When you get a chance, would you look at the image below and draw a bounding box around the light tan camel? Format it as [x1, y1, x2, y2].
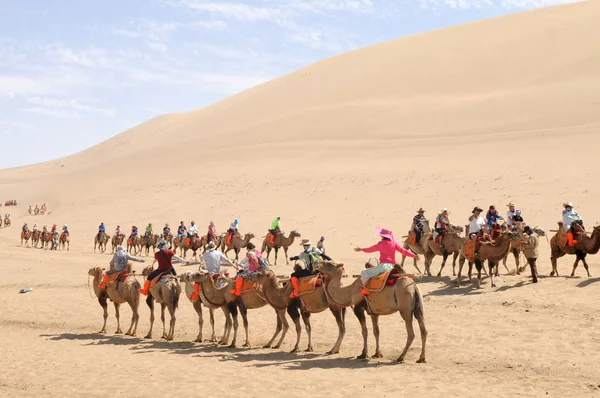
[127, 235, 141, 255]
[50, 231, 59, 251]
[550, 222, 600, 277]
[142, 234, 160, 256]
[250, 270, 347, 354]
[190, 270, 274, 348]
[173, 235, 202, 259]
[111, 234, 125, 253]
[261, 230, 301, 265]
[456, 231, 522, 288]
[88, 265, 141, 336]
[316, 261, 427, 363]
[95, 231, 110, 253]
[32, 230, 41, 248]
[223, 233, 255, 261]
[502, 226, 545, 275]
[59, 232, 70, 251]
[179, 271, 232, 343]
[423, 227, 466, 277]
[20, 230, 32, 247]
[401, 220, 434, 274]
[142, 265, 181, 341]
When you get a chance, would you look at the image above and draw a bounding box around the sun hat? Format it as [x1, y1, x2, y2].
[299, 239, 312, 246]
[157, 240, 170, 250]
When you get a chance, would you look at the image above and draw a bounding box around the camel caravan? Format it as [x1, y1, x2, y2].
[20, 223, 69, 251]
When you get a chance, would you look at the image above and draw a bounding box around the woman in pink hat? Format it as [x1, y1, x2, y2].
[354, 227, 419, 296]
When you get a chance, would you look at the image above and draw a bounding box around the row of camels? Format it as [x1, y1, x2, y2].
[92, 229, 304, 266]
[88, 258, 426, 363]
[400, 219, 600, 286]
[20, 230, 69, 250]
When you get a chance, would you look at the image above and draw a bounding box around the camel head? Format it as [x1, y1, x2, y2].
[88, 266, 104, 277]
[178, 271, 194, 283]
[422, 220, 431, 233]
[190, 270, 210, 283]
[141, 265, 154, 277]
[508, 231, 523, 240]
[249, 269, 274, 284]
[290, 230, 301, 238]
[314, 260, 343, 277]
[532, 226, 546, 237]
[244, 233, 255, 241]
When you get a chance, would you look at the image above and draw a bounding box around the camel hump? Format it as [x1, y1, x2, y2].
[364, 270, 393, 293]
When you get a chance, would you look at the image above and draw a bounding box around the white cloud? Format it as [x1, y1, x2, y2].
[22, 107, 83, 119]
[418, 0, 582, 10]
[24, 96, 116, 118]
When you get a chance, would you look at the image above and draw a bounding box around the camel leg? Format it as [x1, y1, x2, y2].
[238, 301, 250, 347]
[228, 302, 239, 348]
[144, 296, 155, 339]
[371, 315, 383, 358]
[300, 310, 313, 352]
[451, 252, 458, 276]
[274, 247, 279, 266]
[209, 309, 217, 343]
[193, 300, 203, 342]
[160, 303, 167, 339]
[287, 301, 302, 353]
[455, 256, 465, 286]
[125, 298, 139, 336]
[412, 256, 423, 275]
[114, 303, 123, 334]
[582, 257, 592, 278]
[167, 304, 176, 341]
[396, 309, 415, 363]
[326, 306, 346, 355]
[437, 252, 449, 277]
[218, 307, 232, 345]
[268, 310, 289, 349]
[284, 246, 290, 265]
[400, 254, 406, 267]
[475, 260, 482, 289]
[98, 296, 108, 334]
[488, 261, 497, 288]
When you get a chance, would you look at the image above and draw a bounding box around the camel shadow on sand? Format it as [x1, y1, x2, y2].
[41, 332, 401, 369]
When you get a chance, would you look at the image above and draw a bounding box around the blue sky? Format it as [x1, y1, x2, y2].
[0, 0, 580, 169]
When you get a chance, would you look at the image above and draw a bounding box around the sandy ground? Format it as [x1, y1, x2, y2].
[2, 1, 600, 396]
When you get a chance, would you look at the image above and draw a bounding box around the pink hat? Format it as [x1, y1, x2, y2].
[375, 226, 396, 243]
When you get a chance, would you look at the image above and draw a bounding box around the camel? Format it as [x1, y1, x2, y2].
[422, 226, 466, 277]
[88, 265, 141, 336]
[142, 234, 160, 256]
[142, 265, 181, 341]
[4, 218, 10, 227]
[550, 222, 600, 277]
[127, 235, 141, 255]
[261, 230, 301, 265]
[250, 270, 347, 354]
[95, 231, 110, 253]
[162, 232, 173, 248]
[174, 235, 203, 259]
[401, 220, 435, 274]
[20, 230, 32, 247]
[59, 232, 70, 251]
[111, 234, 125, 253]
[456, 231, 522, 288]
[201, 233, 225, 253]
[316, 261, 427, 363]
[50, 232, 59, 250]
[502, 226, 546, 275]
[40, 231, 52, 250]
[32, 230, 41, 248]
[179, 271, 230, 343]
[223, 233, 255, 261]
[190, 270, 275, 348]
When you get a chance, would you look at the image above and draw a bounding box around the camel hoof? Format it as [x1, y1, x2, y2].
[356, 353, 367, 360]
[228, 344, 237, 348]
[436, 273, 441, 277]
[243, 343, 251, 348]
[166, 337, 174, 341]
[194, 338, 202, 343]
[491, 283, 497, 288]
[115, 330, 122, 335]
[290, 348, 299, 354]
[417, 358, 426, 363]
[218, 340, 228, 346]
[395, 357, 405, 363]
[263, 344, 272, 349]
[305, 347, 314, 353]
[272, 344, 282, 349]
[325, 350, 337, 355]
[144, 334, 152, 339]
[372, 352, 383, 359]
[130, 334, 137, 337]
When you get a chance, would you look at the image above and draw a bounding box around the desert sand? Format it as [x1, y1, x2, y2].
[2, 1, 600, 397]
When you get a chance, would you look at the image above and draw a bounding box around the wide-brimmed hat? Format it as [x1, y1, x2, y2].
[299, 239, 312, 246]
[205, 241, 216, 251]
[439, 208, 448, 214]
[375, 226, 395, 241]
[506, 202, 515, 207]
[472, 206, 483, 213]
[563, 202, 574, 208]
[157, 240, 170, 250]
[417, 208, 425, 213]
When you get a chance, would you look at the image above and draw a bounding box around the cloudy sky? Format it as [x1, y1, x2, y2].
[0, 0, 580, 168]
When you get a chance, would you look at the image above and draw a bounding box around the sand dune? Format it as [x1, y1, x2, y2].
[2, 1, 600, 396]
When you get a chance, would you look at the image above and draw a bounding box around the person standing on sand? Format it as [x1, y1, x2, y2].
[354, 227, 418, 296]
[521, 226, 539, 283]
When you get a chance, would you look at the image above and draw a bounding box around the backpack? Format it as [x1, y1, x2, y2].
[258, 256, 269, 270]
[308, 250, 323, 267]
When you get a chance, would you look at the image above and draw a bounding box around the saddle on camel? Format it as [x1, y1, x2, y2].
[98, 246, 145, 290]
[354, 227, 418, 296]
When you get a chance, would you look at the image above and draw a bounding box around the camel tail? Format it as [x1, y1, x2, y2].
[412, 284, 425, 322]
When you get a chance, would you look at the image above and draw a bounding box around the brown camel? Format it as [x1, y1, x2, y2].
[316, 261, 427, 363]
[250, 270, 347, 354]
[127, 235, 141, 255]
[422, 226, 466, 277]
[40, 231, 52, 250]
[20, 230, 32, 247]
[401, 220, 435, 274]
[174, 235, 203, 259]
[261, 230, 301, 265]
[223, 233, 255, 261]
[95, 231, 110, 253]
[142, 234, 160, 256]
[4, 218, 10, 227]
[202, 233, 225, 253]
[502, 226, 545, 275]
[88, 265, 141, 336]
[190, 270, 275, 348]
[179, 271, 231, 343]
[550, 222, 600, 277]
[456, 231, 522, 288]
[162, 232, 174, 247]
[32, 230, 41, 248]
[142, 265, 181, 341]
[111, 234, 125, 253]
[59, 232, 70, 251]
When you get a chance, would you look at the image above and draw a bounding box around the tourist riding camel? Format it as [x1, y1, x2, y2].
[139, 240, 188, 295]
[468, 206, 485, 238]
[145, 223, 153, 237]
[485, 205, 504, 232]
[354, 227, 418, 296]
[289, 239, 331, 298]
[227, 218, 240, 244]
[411, 208, 427, 244]
[520, 226, 539, 283]
[99, 246, 146, 289]
[562, 202, 583, 231]
[62, 224, 69, 236]
[177, 221, 186, 242]
[188, 221, 199, 239]
[22, 223, 28, 233]
[188, 241, 235, 301]
[162, 223, 170, 239]
[433, 208, 450, 249]
[97, 222, 106, 241]
[129, 225, 138, 242]
[267, 216, 281, 245]
[230, 242, 268, 296]
[115, 225, 122, 237]
[28, 205, 32, 215]
[33, 223, 39, 233]
[207, 221, 217, 243]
